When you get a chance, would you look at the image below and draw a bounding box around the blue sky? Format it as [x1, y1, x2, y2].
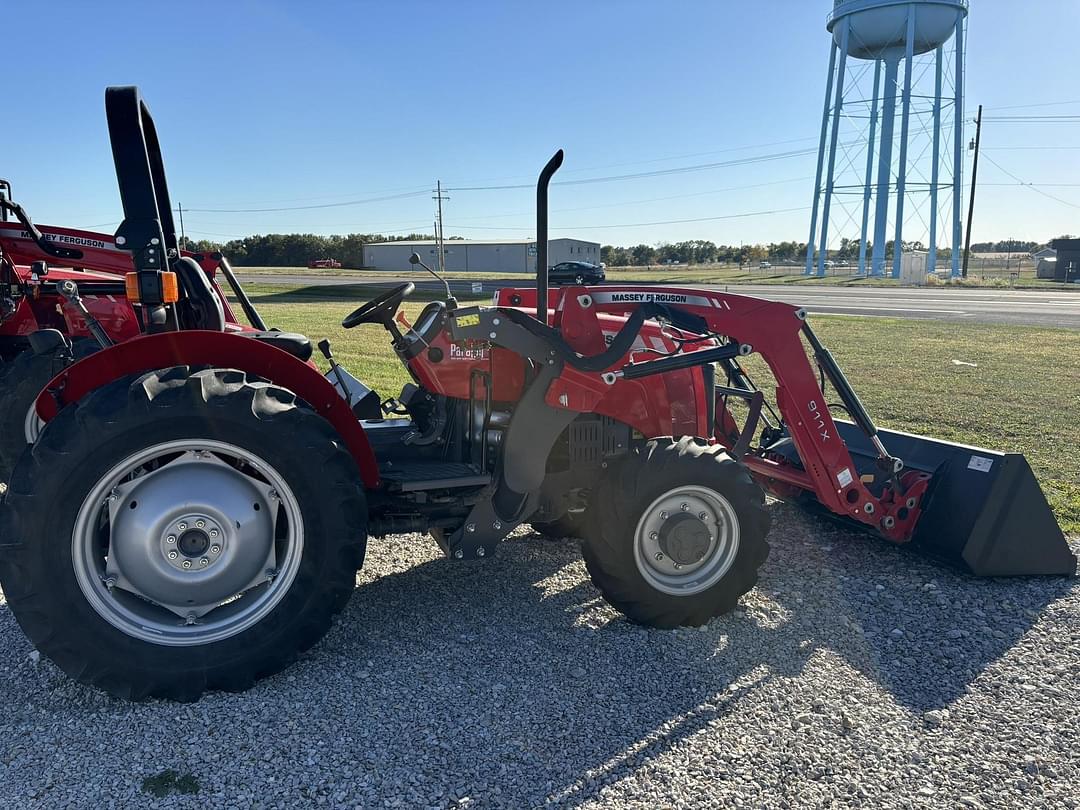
[6, 0, 1079, 247]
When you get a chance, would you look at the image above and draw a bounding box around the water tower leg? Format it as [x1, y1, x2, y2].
[806, 42, 838, 276]
[858, 60, 882, 276]
[951, 16, 966, 278]
[871, 55, 900, 277]
[928, 45, 944, 275]
[817, 18, 851, 277]
[891, 5, 918, 280]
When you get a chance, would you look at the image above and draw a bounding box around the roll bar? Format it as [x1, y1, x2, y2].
[105, 86, 177, 324]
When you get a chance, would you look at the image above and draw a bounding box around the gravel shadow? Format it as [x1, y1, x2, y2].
[0, 501, 1075, 807]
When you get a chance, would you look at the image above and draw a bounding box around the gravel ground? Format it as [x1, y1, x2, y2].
[0, 502, 1078, 809]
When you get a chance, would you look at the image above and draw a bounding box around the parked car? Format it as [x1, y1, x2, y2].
[308, 258, 342, 269]
[550, 261, 605, 285]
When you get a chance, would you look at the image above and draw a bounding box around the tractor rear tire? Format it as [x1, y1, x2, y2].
[0, 367, 367, 701]
[0, 338, 99, 482]
[582, 437, 770, 628]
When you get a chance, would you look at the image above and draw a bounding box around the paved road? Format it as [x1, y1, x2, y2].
[236, 273, 1080, 328]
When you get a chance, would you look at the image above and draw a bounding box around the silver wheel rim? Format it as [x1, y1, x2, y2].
[24, 401, 43, 444]
[632, 484, 740, 596]
[72, 439, 304, 646]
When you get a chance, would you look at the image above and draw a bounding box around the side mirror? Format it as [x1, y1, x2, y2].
[409, 252, 421, 265]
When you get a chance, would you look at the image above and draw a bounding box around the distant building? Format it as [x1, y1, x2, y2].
[1031, 247, 1057, 279]
[1050, 239, 1080, 283]
[361, 238, 601, 274]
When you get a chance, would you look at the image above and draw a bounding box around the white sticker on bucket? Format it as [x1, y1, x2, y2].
[837, 467, 853, 488]
[967, 456, 993, 473]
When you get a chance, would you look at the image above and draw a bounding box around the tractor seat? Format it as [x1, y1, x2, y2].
[244, 331, 313, 362]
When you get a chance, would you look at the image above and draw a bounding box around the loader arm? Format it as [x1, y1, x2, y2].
[489, 284, 918, 541]
[486, 283, 1073, 576]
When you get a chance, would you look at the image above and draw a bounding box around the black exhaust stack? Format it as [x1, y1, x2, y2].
[535, 150, 563, 325]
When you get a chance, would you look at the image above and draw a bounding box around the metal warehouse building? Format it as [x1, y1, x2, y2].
[361, 238, 601, 273]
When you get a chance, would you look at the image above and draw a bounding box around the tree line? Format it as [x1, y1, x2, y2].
[179, 232, 451, 268]
[178, 231, 1065, 269]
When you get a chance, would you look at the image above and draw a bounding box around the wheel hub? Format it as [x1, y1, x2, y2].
[177, 528, 210, 558]
[162, 514, 225, 571]
[657, 513, 711, 566]
[72, 440, 304, 646]
[633, 485, 741, 596]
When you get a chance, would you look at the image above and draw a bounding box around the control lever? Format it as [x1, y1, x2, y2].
[408, 252, 456, 310]
[55, 280, 114, 349]
[317, 339, 353, 405]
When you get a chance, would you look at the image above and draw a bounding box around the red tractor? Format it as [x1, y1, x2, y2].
[0, 184, 269, 478]
[0, 87, 1071, 702]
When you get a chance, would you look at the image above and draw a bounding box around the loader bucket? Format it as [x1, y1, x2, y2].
[790, 422, 1076, 577]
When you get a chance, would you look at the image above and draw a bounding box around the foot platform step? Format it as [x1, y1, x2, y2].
[379, 461, 490, 492]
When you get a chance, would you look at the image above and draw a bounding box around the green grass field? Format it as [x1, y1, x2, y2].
[237, 264, 1078, 290]
[230, 286, 1080, 535]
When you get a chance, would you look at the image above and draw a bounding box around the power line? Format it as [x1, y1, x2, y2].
[980, 152, 1080, 210]
[179, 188, 430, 214]
[449, 205, 811, 231]
[981, 99, 1080, 112]
[445, 148, 821, 192]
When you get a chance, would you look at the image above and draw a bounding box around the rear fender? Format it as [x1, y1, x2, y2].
[33, 330, 379, 488]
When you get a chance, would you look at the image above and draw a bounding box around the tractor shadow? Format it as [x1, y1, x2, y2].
[0, 501, 1071, 807]
[297, 501, 1073, 806]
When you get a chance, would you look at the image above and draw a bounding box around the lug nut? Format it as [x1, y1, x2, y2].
[454, 549, 464, 559]
[178, 522, 188, 531]
[209, 529, 219, 538]
[182, 560, 192, 569]
[649, 531, 659, 541]
[195, 520, 205, 529]
[698, 512, 708, 521]
[210, 544, 221, 554]
[166, 535, 176, 544]
[477, 546, 486, 557]
[103, 576, 116, 590]
[655, 552, 664, 562]
[168, 550, 178, 559]
[201, 558, 209, 566]
[659, 511, 668, 520]
[906, 497, 917, 509]
[680, 502, 689, 512]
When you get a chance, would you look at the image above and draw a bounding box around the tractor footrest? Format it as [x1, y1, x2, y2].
[380, 462, 490, 492]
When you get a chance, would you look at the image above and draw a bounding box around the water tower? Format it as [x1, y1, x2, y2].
[805, 0, 968, 277]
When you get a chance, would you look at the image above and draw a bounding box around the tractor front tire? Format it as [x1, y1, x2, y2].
[0, 367, 367, 701]
[531, 512, 586, 541]
[583, 437, 770, 628]
[0, 338, 99, 481]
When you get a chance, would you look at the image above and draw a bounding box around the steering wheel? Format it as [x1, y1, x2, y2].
[341, 282, 415, 329]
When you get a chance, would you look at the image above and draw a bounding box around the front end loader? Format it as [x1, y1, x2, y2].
[0, 87, 1071, 703]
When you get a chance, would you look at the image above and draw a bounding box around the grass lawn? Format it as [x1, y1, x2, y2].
[237, 264, 1078, 291]
[230, 286, 1080, 535]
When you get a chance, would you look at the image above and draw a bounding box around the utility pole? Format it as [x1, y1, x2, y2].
[433, 181, 449, 275]
[177, 202, 186, 247]
[962, 104, 982, 278]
